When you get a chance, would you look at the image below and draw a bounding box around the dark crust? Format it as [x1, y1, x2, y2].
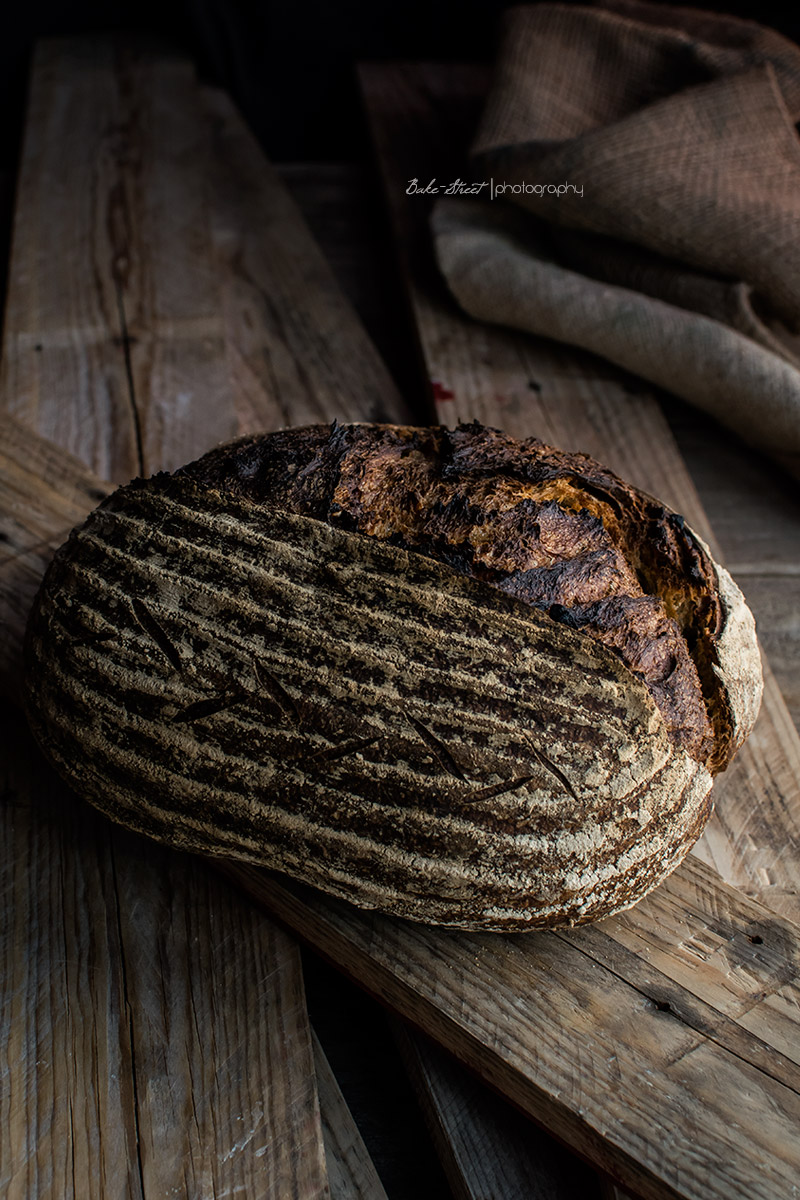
[181, 421, 732, 771]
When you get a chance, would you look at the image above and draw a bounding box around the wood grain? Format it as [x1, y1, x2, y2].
[0, 40, 409, 488]
[357, 61, 800, 925]
[203, 87, 411, 432]
[663, 402, 800, 578]
[277, 161, 429, 407]
[313, 1031, 390, 1200]
[228, 862, 800, 1200]
[392, 1021, 609, 1200]
[734, 575, 799, 723]
[0, 38, 233, 482]
[0, 413, 109, 701]
[0, 699, 330, 1200]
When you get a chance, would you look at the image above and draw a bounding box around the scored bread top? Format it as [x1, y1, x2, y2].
[182, 421, 735, 774]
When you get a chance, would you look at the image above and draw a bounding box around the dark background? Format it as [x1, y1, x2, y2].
[2, 0, 800, 170]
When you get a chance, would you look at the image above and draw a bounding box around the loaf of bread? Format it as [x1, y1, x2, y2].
[24, 422, 763, 929]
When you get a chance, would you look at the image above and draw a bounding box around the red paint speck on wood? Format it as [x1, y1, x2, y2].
[431, 381, 455, 401]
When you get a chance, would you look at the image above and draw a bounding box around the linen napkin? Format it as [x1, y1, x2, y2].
[432, 0, 800, 478]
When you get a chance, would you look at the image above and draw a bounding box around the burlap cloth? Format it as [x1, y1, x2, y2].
[432, 0, 800, 478]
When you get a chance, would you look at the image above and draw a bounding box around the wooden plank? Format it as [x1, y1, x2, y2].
[357, 61, 800, 926]
[277, 161, 427, 404]
[734, 575, 799, 727]
[0, 432, 331, 1197]
[1, 38, 138, 480]
[0, 38, 234, 482]
[313, 1030, 390, 1200]
[0, 41, 409, 487]
[0, 697, 330, 1199]
[0, 413, 109, 702]
[664, 403, 800, 578]
[660, 407, 800, 732]
[0, 36, 433, 1199]
[203, 88, 411, 431]
[392, 1021, 610, 1200]
[0, 38, 417, 1200]
[227, 863, 800, 1200]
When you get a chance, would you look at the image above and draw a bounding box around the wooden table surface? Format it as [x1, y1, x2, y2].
[1, 38, 799, 1200]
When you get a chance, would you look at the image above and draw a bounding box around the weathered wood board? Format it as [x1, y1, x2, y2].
[0, 40, 232, 482]
[392, 1021, 610, 1200]
[0, 39, 407, 485]
[313, 1030, 390, 1200]
[204, 89, 410, 432]
[1, 695, 330, 1200]
[0, 36, 409, 1200]
[663, 402, 800, 729]
[228, 861, 800, 1200]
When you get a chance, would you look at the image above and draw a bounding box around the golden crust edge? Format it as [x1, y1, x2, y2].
[701, 543, 764, 757]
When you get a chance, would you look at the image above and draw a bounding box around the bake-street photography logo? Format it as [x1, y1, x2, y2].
[406, 177, 584, 199]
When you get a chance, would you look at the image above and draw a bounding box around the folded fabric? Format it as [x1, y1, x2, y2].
[434, 199, 800, 478]
[432, 0, 800, 477]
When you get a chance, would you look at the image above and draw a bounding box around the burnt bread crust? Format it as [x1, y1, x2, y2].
[23, 421, 763, 931]
[184, 420, 754, 775]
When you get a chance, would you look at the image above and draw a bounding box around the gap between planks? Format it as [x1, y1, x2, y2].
[226, 862, 800, 1200]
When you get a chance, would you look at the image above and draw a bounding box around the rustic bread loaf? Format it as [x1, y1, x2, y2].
[24, 422, 763, 930]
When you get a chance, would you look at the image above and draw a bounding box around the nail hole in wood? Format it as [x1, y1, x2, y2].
[749, 934, 764, 944]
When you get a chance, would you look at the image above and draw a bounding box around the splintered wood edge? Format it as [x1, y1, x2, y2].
[312, 1029, 390, 1200]
[391, 1019, 624, 1200]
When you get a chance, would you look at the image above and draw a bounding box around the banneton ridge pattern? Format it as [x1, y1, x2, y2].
[24, 422, 763, 929]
